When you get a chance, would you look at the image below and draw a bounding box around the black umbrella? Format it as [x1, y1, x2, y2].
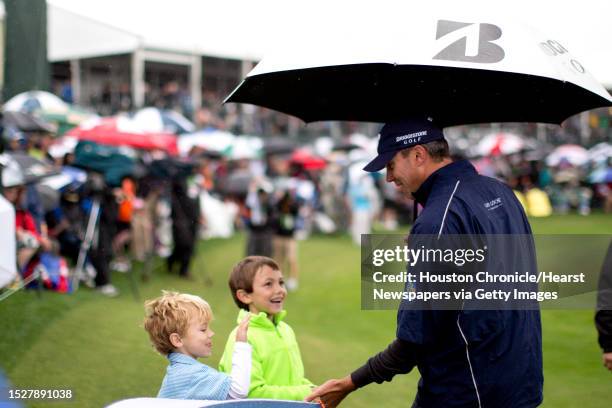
[226, 18, 612, 126]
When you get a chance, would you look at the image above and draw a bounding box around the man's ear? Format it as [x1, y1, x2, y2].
[413, 145, 427, 165]
[236, 289, 252, 306]
[169, 333, 182, 349]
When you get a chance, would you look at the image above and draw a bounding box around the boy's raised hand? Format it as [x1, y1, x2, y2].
[235, 314, 251, 342]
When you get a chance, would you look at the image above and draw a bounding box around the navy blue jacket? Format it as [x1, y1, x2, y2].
[398, 160, 543, 408]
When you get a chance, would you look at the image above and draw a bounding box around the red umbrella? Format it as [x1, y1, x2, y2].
[66, 117, 178, 155]
[290, 149, 327, 170]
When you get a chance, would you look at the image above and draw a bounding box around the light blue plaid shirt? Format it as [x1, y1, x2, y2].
[157, 352, 231, 400]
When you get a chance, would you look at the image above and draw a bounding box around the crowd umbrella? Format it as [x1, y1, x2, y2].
[228, 136, 263, 160]
[130, 107, 195, 135]
[4, 90, 97, 136]
[39, 166, 88, 191]
[588, 142, 612, 164]
[67, 116, 178, 155]
[226, 17, 611, 126]
[72, 141, 136, 187]
[474, 132, 525, 157]
[546, 144, 589, 167]
[177, 129, 235, 156]
[6, 152, 60, 183]
[290, 148, 327, 170]
[262, 137, 298, 155]
[4, 90, 68, 113]
[1, 111, 55, 133]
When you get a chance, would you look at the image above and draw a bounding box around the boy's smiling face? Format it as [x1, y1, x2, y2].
[172, 316, 214, 359]
[242, 265, 287, 319]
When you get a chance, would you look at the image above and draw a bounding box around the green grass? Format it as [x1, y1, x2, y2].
[1, 214, 611, 407]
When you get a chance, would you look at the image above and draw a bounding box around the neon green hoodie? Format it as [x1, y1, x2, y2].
[219, 309, 314, 400]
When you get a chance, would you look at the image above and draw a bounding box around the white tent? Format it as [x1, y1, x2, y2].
[0, 195, 17, 289]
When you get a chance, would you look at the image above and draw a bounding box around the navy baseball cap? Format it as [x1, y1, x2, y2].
[363, 118, 445, 172]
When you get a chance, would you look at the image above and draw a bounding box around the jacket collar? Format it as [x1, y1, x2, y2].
[237, 308, 287, 329]
[412, 160, 476, 206]
[167, 352, 199, 365]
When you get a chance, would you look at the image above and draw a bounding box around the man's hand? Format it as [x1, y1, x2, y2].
[305, 376, 356, 408]
[235, 314, 251, 343]
[603, 352, 612, 371]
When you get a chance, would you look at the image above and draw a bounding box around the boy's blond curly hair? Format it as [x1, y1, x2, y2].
[143, 291, 213, 355]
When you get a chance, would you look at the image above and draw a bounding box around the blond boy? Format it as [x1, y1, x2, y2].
[144, 291, 250, 400]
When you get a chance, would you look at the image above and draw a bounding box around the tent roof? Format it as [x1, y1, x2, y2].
[47, 0, 612, 88]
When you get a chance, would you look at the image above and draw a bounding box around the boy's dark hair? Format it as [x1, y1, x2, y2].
[229, 256, 280, 310]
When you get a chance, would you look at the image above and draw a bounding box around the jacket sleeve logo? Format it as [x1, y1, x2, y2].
[433, 20, 505, 64]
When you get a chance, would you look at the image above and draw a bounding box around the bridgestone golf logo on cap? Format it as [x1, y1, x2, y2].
[396, 131, 427, 144]
[433, 20, 505, 64]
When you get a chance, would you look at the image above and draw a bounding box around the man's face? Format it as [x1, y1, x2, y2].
[385, 148, 423, 197]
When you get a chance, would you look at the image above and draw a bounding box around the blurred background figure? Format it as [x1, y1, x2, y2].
[244, 182, 273, 257]
[167, 178, 201, 279]
[346, 173, 378, 246]
[273, 190, 299, 291]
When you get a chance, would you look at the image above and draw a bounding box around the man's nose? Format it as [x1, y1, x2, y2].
[386, 172, 393, 182]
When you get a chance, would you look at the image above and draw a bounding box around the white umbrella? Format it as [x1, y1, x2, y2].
[228, 135, 263, 160]
[4, 90, 68, 114]
[0, 195, 16, 289]
[546, 144, 589, 167]
[227, 16, 612, 126]
[588, 142, 612, 164]
[131, 107, 195, 134]
[475, 132, 525, 156]
[177, 129, 235, 156]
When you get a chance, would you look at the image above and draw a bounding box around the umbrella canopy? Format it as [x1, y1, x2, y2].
[39, 166, 88, 191]
[73, 141, 136, 187]
[7, 152, 60, 184]
[226, 17, 612, 126]
[1, 111, 55, 133]
[177, 129, 235, 156]
[4, 90, 68, 113]
[131, 107, 195, 135]
[588, 142, 612, 164]
[0, 154, 25, 187]
[67, 116, 178, 155]
[3, 90, 97, 135]
[475, 132, 525, 156]
[228, 136, 263, 160]
[262, 137, 298, 155]
[546, 144, 589, 167]
[290, 149, 327, 170]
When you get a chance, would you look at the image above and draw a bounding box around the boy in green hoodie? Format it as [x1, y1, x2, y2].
[219, 256, 314, 400]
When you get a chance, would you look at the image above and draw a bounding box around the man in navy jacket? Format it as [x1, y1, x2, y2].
[307, 118, 543, 407]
